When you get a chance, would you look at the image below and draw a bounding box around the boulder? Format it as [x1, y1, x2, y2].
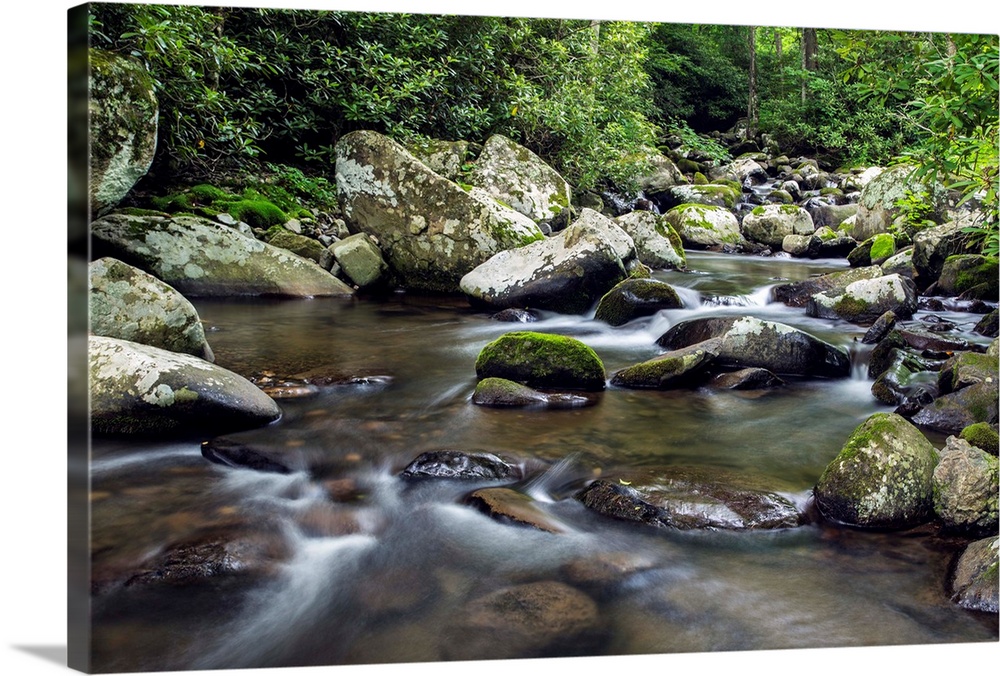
[912, 219, 975, 291]
[577, 467, 803, 531]
[870, 348, 937, 407]
[662, 203, 741, 249]
[960, 422, 999, 456]
[475, 331, 606, 391]
[89, 257, 213, 361]
[949, 537, 999, 613]
[781, 234, 821, 258]
[771, 266, 883, 308]
[266, 228, 327, 264]
[89, 336, 281, 436]
[400, 450, 521, 480]
[741, 205, 815, 248]
[334, 130, 544, 292]
[611, 340, 720, 390]
[613, 211, 686, 270]
[656, 315, 851, 378]
[593, 278, 683, 327]
[459, 210, 628, 314]
[656, 184, 740, 211]
[813, 412, 939, 529]
[720, 157, 766, 185]
[910, 381, 999, 435]
[861, 310, 897, 344]
[638, 154, 687, 197]
[851, 164, 948, 241]
[91, 214, 354, 297]
[472, 377, 594, 409]
[936, 255, 999, 300]
[406, 138, 469, 181]
[89, 49, 158, 217]
[932, 436, 999, 535]
[709, 367, 785, 390]
[808, 203, 858, 230]
[937, 351, 999, 396]
[807, 274, 918, 324]
[974, 310, 999, 338]
[330, 233, 388, 288]
[880, 248, 917, 281]
[466, 134, 572, 223]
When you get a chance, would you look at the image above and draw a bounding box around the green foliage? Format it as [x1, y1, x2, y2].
[665, 119, 731, 164]
[892, 188, 939, 245]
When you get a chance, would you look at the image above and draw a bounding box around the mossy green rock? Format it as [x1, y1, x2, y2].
[868, 233, 897, 265]
[772, 265, 883, 308]
[932, 436, 998, 535]
[89, 257, 214, 361]
[471, 377, 593, 409]
[663, 203, 741, 249]
[814, 413, 939, 529]
[960, 422, 999, 456]
[807, 274, 918, 325]
[912, 219, 976, 291]
[937, 254, 999, 300]
[881, 248, 916, 281]
[90, 336, 281, 436]
[853, 164, 947, 242]
[91, 213, 354, 297]
[614, 211, 686, 270]
[594, 278, 683, 327]
[267, 229, 327, 264]
[950, 536, 999, 613]
[937, 351, 999, 395]
[335, 130, 544, 292]
[88, 49, 158, 217]
[611, 340, 720, 389]
[663, 184, 740, 210]
[475, 332, 606, 391]
[742, 204, 815, 248]
[911, 381, 999, 435]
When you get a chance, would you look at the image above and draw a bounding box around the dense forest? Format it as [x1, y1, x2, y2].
[88, 3, 998, 253]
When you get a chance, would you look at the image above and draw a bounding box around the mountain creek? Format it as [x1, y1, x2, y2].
[85, 250, 998, 672]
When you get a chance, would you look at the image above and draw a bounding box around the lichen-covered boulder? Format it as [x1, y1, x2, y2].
[771, 266, 884, 308]
[657, 184, 740, 211]
[912, 219, 975, 291]
[806, 274, 918, 324]
[577, 467, 804, 531]
[813, 413, 939, 529]
[656, 315, 851, 378]
[472, 377, 594, 409]
[89, 336, 281, 436]
[949, 536, 999, 613]
[334, 130, 544, 292]
[406, 138, 469, 181]
[89, 257, 213, 361]
[593, 278, 683, 327]
[936, 254, 999, 300]
[610, 340, 720, 390]
[741, 205, 815, 248]
[663, 203, 741, 249]
[938, 351, 999, 396]
[330, 233, 388, 288]
[613, 211, 686, 270]
[466, 134, 572, 223]
[851, 164, 948, 242]
[638, 154, 687, 198]
[475, 331, 606, 391]
[91, 214, 354, 297]
[460, 210, 628, 314]
[932, 436, 999, 535]
[89, 49, 158, 217]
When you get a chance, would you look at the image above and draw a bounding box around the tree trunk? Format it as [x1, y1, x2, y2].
[747, 26, 758, 141]
[801, 27, 818, 104]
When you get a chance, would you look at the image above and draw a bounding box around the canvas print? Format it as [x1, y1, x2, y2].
[68, 1, 999, 672]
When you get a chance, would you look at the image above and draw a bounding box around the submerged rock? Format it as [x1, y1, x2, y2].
[472, 377, 594, 409]
[400, 450, 521, 481]
[949, 536, 999, 613]
[932, 436, 999, 535]
[475, 331, 606, 391]
[813, 413, 938, 529]
[490, 308, 539, 323]
[709, 367, 785, 390]
[466, 487, 567, 533]
[593, 278, 683, 327]
[89, 336, 281, 436]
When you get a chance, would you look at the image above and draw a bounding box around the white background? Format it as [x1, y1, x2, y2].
[2, 1, 997, 675]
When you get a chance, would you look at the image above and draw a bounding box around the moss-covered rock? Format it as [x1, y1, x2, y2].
[406, 138, 469, 181]
[475, 331, 606, 391]
[471, 377, 594, 409]
[330, 233, 388, 288]
[911, 381, 999, 435]
[594, 278, 683, 327]
[88, 49, 158, 217]
[659, 184, 740, 211]
[949, 536, 999, 613]
[852, 164, 948, 242]
[663, 203, 741, 249]
[813, 413, 939, 529]
[610, 340, 720, 390]
[975, 310, 999, 338]
[868, 233, 897, 265]
[89, 336, 281, 436]
[960, 422, 999, 456]
[807, 274, 918, 325]
[932, 436, 998, 535]
[912, 219, 976, 292]
[880, 248, 917, 281]
[613, 211, 686, 270]
[89, 257, 214, 361]
[742, 204, 815, 248]
[937, 351, 999, 395]
[771, 265, 883, 308]
[224, 199, 289, 228]
[937, 254, 999, 300]
[266, 229, 327, 264]
[870, 348, 938, 406]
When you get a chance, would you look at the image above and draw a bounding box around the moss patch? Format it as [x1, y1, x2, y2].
[961, 423, 999, 455]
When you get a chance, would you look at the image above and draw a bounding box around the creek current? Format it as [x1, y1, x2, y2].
[87, 251, 998, 671]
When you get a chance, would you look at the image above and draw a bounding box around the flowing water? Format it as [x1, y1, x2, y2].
[87, 252, 997, 672]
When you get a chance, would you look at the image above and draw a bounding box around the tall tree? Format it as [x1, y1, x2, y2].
[801, 27, 818, 103]
[747, 25, 758, 140]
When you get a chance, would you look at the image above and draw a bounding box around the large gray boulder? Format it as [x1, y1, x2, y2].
[656, 315, 851, 378]
[932, 436, 999, 535]
[466, 134, 572, 223]
[806, 274, 918, 324]
[912, 219, 976, 291]
[741, 205, 815, 248]
[89, 257, 213, 361]
[614, 211, 686, 270]
[335, 130, 544, 291]
[720, 156, 767, 186]
[89, 49, 158, 217]
[851, 164, 948, 241]
[813, 413, 939, 529]
[771, 266, 884, 308]
[662, 203, 741, 249]
[460, 209, 628, 314]
[638, 154, 687, 198]
[91, 214, 354, 297]
[949, 536, 999, 613]
[406, 138, 469, 181]
[89, 336, 281, 436]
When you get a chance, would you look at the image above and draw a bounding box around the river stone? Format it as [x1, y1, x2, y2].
[594, 278, 683, 327]
[89, 49, 158, 217]
[490, 308, 539, 323]
[559, 552, 657, 595]
[807, 274, 918, 325]
[720, 157, 767, 185]
[662, 203, 741, 249]
[266, 229, 327, 265]
[936, 254, 999, 300]
[808, 203, 858, 230]
[657, 315, 851, 378]
[466, 134, 572, 222]
[400, 450, 521, 480]
[638, 154, 687, 198]
[814, 413, 939, 529]
[330, 233, 388, 288]
[709, 367, 785, 390]
[851, 164, 948, 242]
[472, 377, 593, 409]
[742, 205, 815, 248]
[960, 422, 999, 456]
[444, 581, 603, 660]
[932, 436, 999, 535]
[611, 340, 720, 390]
[91, 213, 354, 297]
[975, 310, 999, 338]
[898, 327, 971, 353]
[870, 349, 938, 407]
[771, 265, 884, 308]
[862, 311, 897, 344]
[475, 331, 606, 391]
[912, 219, 975, 291]
[938, 351, 999, 396]
[406, 137, 469, 181]
[781, 233, 821, 258]
[90, 336, 281, 436]
[466, 487, 567, 533]
[910, 381, 999, 435]
[613, 211, 686, 270]
[89, 257, 214, 361]
[950, 536, 999, 613]
[880, 248, 917, 281]
[657, 184, 740, 211]
[201, 436, 296, 474]
[576, 468, 803, 531]
[459, 209, 628, 314]
[334, 130, 544, 292]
